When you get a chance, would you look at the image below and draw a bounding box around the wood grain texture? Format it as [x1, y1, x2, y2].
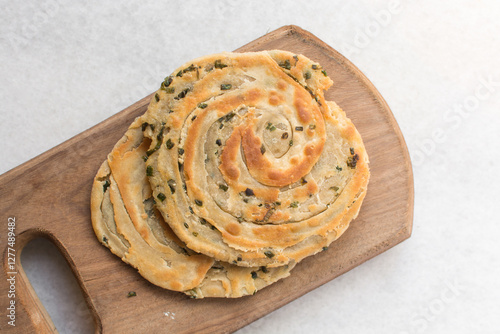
[0, 25, 413, 334]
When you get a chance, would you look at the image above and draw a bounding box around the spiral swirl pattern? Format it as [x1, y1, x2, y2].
[142, 51, 369, 268]
[91, 50, 369, 298]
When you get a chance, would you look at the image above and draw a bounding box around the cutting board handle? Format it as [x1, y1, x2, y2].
[1, 227, 100, 333]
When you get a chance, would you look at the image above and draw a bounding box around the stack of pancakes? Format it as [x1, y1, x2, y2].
[91, 50, 370, 298]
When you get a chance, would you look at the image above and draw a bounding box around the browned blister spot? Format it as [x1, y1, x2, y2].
[226, 166, 240, 180]
[304, 144, 314, 156]
[266, 169, 284, 182]
[294, 89, 313, 124]
[226, 223, 241, 236]
[269, 92, 282, 106]
[277, 79, 287, 90]
[220, 128, 243, 182]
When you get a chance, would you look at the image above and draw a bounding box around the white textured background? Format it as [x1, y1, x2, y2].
[2, 1, 500, 333]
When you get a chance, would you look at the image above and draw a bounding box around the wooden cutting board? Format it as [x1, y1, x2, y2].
[0, 25, 413, 333]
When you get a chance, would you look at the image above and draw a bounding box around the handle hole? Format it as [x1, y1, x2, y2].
[20, 237, 96, 333]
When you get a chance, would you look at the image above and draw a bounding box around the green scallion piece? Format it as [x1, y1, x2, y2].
[163, 76, 173, 87]
[103, 180, 110, 192]
[280, 59, 291, 70]
[166, 138, 174, 150]
[264, 251, 274, 258]
[245, 188, 255, 196]
[224, 112, 235, 122]
[214, 59, 228, 69]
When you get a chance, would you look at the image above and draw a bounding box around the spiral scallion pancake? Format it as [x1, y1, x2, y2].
[141, 50, 369, 268]
[91, 50, 369, 298]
